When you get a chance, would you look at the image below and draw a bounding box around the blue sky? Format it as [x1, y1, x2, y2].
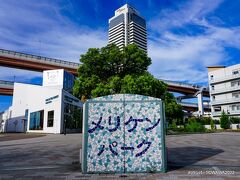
[1, 0, 240, 111]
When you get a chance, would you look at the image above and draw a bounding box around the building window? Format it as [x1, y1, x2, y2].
[212, 96, 215, 101]
[29, 110, 44, 130]
[237, 105, 240, 110]
[47, 111, 54, 127]
[231, 105, 236, 111]
[232, 92, 240, 98]
[211, 85, 215, 90]
[232, 70, 239, 75]
[231, 80, 240, 87]
[210, 75, 213, 80]
[214, 106, 221, 112]
[231, 81, 236, 87]
[231, 104, 240, 111]
[64, 103, 83, 131]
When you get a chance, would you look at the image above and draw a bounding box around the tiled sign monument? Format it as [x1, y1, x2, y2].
[82, 94, 167, 173]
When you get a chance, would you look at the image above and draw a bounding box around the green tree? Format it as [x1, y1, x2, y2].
[164, 92, 183, 124]
[220, 111, 230, 129]
[73, 44, 183, 121]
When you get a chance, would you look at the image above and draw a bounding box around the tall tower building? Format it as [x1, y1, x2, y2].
[108, 4, 147, 53]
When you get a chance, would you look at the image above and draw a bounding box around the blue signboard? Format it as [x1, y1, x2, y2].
[82, 94, 166, 173]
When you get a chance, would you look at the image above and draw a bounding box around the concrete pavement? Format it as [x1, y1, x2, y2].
[0, 132, 239, 179]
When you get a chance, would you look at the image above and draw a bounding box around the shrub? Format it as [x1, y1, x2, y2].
[201, 117, 212, 125]
[176, 118, 184, 125]
[220, 111, 230, 129]
[210, 119, 215, 130]
[188, 117, 198, 124]
[185, 121, 205, 132]
[213, 120, 220, 124]
[187, 116, 212, 125]
[229, 117, 240, 124]
[168, 120, 177, 129]
[167, 120, 185, 132]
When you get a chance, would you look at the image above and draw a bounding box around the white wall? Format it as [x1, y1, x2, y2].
[5, 75, 83, 134]
[5, 117, 25, 132]
[208, 64, 240, 119]
[12, 83, 62, 134]
[208, 64, 240, 81]
[208, 68, 226, 81]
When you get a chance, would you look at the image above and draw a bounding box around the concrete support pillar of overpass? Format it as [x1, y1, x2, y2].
[197, 92, 204, 116]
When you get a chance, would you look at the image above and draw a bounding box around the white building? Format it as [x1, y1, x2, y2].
[0, 106, 25, 133]
[108, 4, 147, 52]
[207, 64, 240, 119]
[1, 69, 83, 134]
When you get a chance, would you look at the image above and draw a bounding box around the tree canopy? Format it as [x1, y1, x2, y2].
[73, 44, 183, 121]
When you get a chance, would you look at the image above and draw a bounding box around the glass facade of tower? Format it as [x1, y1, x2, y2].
[63, 71, 75, 94]
[129, 13, 146, 28]
[108, 4, 147, 53]
[109, 14, 124, 29]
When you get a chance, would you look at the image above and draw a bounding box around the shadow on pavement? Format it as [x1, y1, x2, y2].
[167, 146, 224, 171]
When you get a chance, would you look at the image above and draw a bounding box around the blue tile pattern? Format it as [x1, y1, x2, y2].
[83, 94, 165, 173]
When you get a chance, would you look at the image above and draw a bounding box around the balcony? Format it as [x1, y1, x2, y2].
[211, 97, 240, 105]
[209, 74, 240, 84]
[211, 86, 240, 95]
[212, 110, 240, 117]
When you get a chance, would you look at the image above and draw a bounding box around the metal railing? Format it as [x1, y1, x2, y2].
[0, 80, 14, 85]
[0, 80, 14, 89]
[0, 49, 80, 69]
[160, 79, 209, 91]
[212, 110, 240, 116]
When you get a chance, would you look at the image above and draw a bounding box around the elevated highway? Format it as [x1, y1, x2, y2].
[0, 80, 210, 112]
[179, 102, 210, 112]
[0, 80, 210, 97]
[0, 49, 210, 114]
[0, 48, 209, 97]
[0, 49, 80, 75]
[161, 79, 210, 115]
[161, 79, 209, 97]
[0, 80, 14, 96]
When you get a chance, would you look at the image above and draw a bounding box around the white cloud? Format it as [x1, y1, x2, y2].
[148, 32, 226, 83]
[1, 0, 240, 86]
[149, 0, 224, 32]
[148, 0, 240, 84]
[0, 0, 107, 82]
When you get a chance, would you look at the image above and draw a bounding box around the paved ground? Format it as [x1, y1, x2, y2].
[0, 132, 239, 180]
[0, 133, 46, 141]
